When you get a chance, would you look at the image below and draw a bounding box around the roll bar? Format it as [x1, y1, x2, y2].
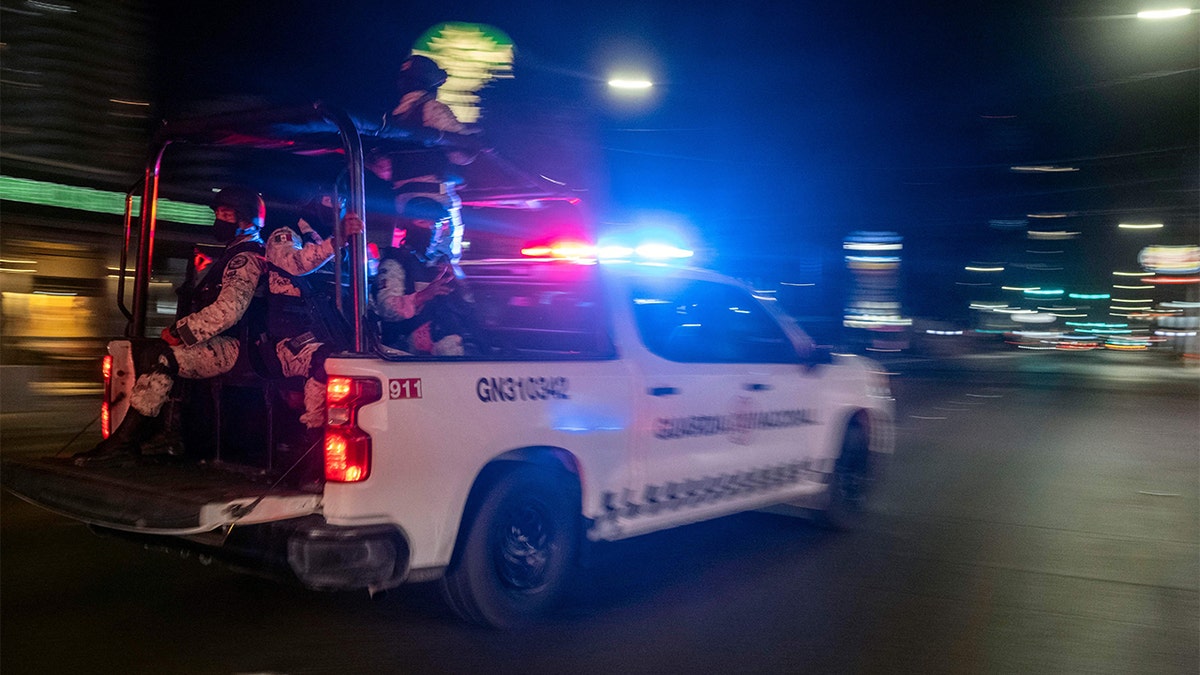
[121, 103, 489, 352]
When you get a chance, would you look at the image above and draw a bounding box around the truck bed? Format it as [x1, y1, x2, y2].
[1, 457, 321, 534]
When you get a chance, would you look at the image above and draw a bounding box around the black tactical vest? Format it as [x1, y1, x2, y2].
[183, 239, 267, 337]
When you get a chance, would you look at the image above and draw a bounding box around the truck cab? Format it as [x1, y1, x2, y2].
[2, 103, 894, 628]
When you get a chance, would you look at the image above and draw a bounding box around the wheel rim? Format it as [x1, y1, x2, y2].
[495, 499, 553, 591]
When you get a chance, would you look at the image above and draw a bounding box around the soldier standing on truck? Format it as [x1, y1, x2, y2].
[381, 53, 479, 264]
[74, 187, 269, 466]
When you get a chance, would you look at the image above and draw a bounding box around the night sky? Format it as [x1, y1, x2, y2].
[150, 1, 1198, 317]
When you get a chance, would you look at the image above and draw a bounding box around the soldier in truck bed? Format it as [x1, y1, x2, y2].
[74, 187, 270, 465]
[261, 195, 362, 485]
[75, 188, 363, 470]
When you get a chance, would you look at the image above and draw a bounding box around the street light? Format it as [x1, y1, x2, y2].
[1136, 8, 1194, 19]
[608, 78, 653, 90]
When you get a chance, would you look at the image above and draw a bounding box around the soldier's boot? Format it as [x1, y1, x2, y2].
[73, 409, 158, 466]
[140, 394, 185, 459]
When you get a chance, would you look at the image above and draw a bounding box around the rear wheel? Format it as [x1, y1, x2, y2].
[440, 465, 580, 628]
[817, 421, 874, 530]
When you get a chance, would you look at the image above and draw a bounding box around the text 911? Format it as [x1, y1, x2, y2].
[389, 378, 422, 399]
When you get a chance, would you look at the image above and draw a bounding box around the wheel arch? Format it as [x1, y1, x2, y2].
[448, 446, 584, 569]
[832, 406, 891, 457]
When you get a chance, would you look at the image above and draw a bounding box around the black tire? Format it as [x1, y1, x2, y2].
[816, 421, 873, 531]
[439, 465, 580, 628]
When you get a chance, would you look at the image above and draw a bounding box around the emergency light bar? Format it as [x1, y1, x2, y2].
[522, 240, 694, 261]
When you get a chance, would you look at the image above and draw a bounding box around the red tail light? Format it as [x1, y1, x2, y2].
[324, 376, 382, 483]
[100, 355, 113, 438]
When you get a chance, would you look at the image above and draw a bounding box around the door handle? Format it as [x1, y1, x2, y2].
[648, 386, 679, 397]
[743, 383, 772, 391]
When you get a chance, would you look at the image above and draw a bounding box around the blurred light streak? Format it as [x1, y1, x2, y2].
[109, 98, 149, 106]
[1139, 245, 1200, 274]
[413, 22, 514, 124]
[1137, 8, 1194, 19]
[844, 241, 903, 251]
[1002, 285, 1039, 291]
[1113, 271, 1154, 277]
[27, 1, 76, 12]
[1025, 288, 1064, 296]
[0, 176, 210, 224]
[989, 219, 1027, 229]
[1028, 231, 1079, 240]
[609, 79, 653, 89]
[1147, 276, 1200, 285]
[1028, 213, 1070, 219]
[1113, 284, 1154, 290]
[1011, 166, 1079, 173]
[1163, 301, 1200, 308]
[965, 266, 1004, 272]
[1069, 293, 1110, 300]
[1012, 313, 1057, 323]
[1118, 222, 1164, 229]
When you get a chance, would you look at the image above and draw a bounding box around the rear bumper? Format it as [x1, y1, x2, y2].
[287, 521, 411, 593]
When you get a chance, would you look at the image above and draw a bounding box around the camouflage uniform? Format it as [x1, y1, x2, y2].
[372, 246, 464, 356]
[263, 222, 342, 429]
[388, 90, 473, 263]
[130, 233, 266, 416]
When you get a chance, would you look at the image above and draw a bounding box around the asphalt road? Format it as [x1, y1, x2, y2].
[2, 351, 1197, 674]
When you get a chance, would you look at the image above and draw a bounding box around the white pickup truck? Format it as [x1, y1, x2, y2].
[1, 105, 894, 628]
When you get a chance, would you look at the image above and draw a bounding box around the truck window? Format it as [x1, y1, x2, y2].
[631, 279, 797, 363]
[466, 266, 615, 358]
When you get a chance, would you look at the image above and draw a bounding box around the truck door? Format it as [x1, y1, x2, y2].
[620, 277, 824, 533]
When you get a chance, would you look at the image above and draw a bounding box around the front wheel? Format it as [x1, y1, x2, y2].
[440, 465, 580, 628]
[816, 421, 875, 530]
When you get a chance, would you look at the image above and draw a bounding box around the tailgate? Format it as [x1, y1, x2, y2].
[1, 457, 321, 535]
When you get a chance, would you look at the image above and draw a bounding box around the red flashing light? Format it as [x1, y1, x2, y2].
[521, 241, 596, 259]
[324, 376, 382, 483]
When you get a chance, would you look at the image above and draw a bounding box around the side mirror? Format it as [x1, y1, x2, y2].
[800, 344, 834, 370]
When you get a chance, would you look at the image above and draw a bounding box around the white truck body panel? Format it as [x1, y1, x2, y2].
[321, 262, 895, 572]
